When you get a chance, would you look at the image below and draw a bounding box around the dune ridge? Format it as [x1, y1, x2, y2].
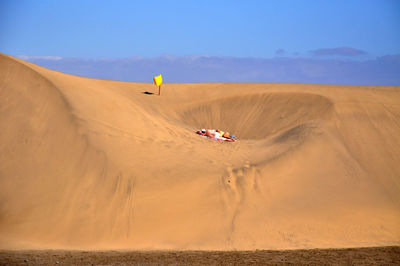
[0, 53, 399, 250]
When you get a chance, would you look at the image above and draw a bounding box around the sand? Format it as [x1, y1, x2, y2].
[1, 247, 399, 265]
[0, 53, 399, 251]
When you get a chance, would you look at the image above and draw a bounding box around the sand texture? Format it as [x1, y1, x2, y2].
[0, 247, 399, 265]
[0, 53, 400, 250]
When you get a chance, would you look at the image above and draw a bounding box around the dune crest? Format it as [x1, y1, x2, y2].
[1, 53, 399, 250]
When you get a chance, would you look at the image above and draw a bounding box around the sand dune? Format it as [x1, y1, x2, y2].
[0, 53, 399, 250]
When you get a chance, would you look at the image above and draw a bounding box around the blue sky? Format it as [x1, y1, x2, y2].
[1, 0, 399, 58]
[1, 0, 399, 85]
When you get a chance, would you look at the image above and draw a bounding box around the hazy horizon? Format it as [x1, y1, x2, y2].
[16, 53, 400, 85]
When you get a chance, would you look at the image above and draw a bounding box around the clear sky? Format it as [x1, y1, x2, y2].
[1, 0, 399, 58]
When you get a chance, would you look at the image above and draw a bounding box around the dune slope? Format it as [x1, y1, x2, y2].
[0, 53, 399, 250]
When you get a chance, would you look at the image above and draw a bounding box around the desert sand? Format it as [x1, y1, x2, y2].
[0, 53, 399, 251]
[1, 247, 399, 265]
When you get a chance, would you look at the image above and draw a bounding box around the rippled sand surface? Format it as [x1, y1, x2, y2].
[1, 53, 399, 250]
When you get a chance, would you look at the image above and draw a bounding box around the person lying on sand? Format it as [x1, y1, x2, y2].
[196, 129, 237, 142]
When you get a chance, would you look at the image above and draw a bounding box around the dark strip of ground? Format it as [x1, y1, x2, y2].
[0, 246, 399, 265]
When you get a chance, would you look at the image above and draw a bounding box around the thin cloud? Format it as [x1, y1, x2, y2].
[377, 54, 400, 62]
[275, 49, 285, 56]
[310, 47, 367, 56]
[16, 55, 62, 60]
[18, 54, 400, 85]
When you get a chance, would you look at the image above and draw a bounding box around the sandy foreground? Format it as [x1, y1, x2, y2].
[0, 247, 399, 265]
[0, 52, 400, 255]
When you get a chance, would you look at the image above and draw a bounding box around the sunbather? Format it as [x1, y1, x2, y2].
[196, 129, 237, 142]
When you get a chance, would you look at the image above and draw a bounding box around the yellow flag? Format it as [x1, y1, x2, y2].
[153, 74, 163, 86]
